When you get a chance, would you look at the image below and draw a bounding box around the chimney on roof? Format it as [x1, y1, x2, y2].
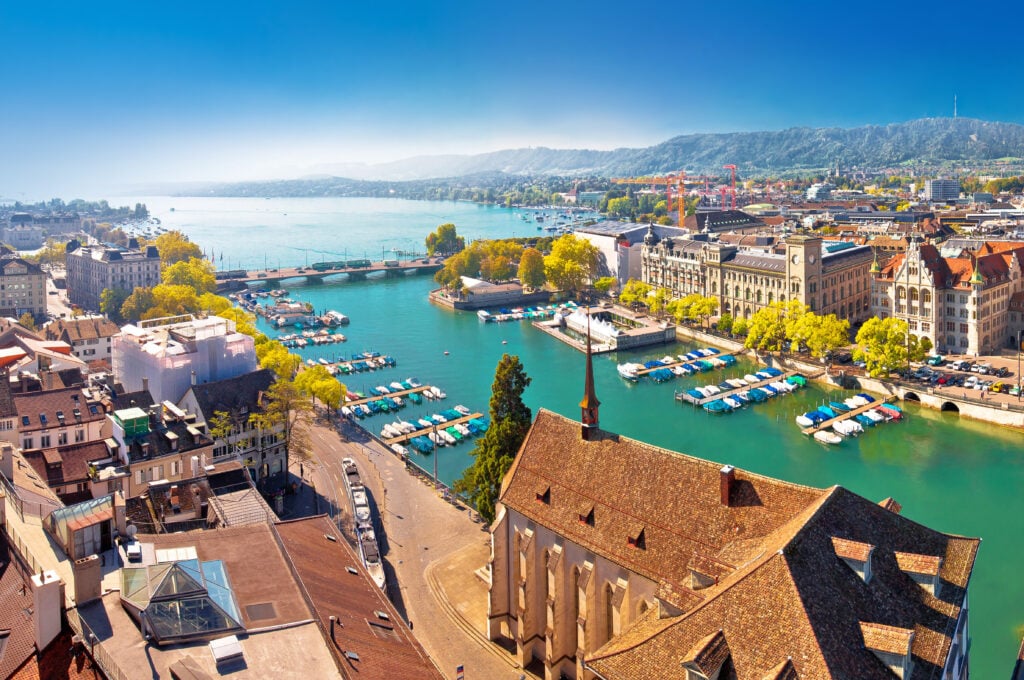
[142, 376, 149, 394]
[720, 465, 735, 506]
[72, 554, 102, 605]
[191, 370, 197, 387]
[31, 570, 62, 653]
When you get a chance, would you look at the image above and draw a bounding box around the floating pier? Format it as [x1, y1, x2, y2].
[345, 385, 436, 407]
[383, 412, 484, 446]
[675, 371, 799, 407]
[800, 397, 898, 436]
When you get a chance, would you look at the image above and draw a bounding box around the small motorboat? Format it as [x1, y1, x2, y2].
[814, 430, 843, 445]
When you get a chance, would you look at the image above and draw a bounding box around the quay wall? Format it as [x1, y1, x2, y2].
[428, 288, 553, 311]
[674, 324, 1024, 430]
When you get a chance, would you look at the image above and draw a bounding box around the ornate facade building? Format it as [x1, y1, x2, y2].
[486, 346, 979, 679]
[871, 239, 1024, 355]
[65, 238, 161, 310]
[641, 230, 874, 324]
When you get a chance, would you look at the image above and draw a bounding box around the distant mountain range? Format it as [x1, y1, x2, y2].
[181, 118, 1024, 196]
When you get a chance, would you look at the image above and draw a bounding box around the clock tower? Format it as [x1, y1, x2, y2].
[580, 312, 601, 440]
[785, 234, 823, 309]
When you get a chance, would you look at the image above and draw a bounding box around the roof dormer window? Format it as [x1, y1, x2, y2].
[895, 551, 943, 597]
[832, 537, 875, 583]
[861, 622, 914, 679]
[627, 527, 646, 550]
[578, 506, 595, 526]
[535, 487, 550, 505]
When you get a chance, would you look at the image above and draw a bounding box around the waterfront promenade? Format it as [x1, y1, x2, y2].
[217, 259, 442, 290]
[306, 418, 530, 680]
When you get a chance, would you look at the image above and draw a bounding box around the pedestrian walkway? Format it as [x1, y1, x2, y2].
[308, 420, 534, 679]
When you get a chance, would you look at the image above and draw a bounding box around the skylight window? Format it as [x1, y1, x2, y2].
[21, 415, 29, 426]
[38, 414, 47, 425]
[88, 404, 99, 415]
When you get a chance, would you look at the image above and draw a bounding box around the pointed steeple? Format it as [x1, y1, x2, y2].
[869, 248, 880, 274]
[580, 310, 601, 440]
[970, 256, 984, 286]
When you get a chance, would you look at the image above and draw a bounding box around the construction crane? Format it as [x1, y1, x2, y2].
[611, 172, 687, 224]
[723, 164, 737, 209]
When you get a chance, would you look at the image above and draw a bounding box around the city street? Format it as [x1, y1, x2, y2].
[305, 417, 528, 680]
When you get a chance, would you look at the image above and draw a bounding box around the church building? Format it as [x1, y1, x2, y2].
[486, 339, 979, 679]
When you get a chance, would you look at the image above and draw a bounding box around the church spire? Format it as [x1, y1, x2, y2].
[580, 310, 601, 440]
[869, 248, 880, 274]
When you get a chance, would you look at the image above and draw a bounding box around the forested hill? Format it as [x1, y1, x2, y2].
[180, 118, 1024, 196]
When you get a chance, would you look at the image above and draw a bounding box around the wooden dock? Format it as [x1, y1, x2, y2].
[345, 385, 437, 407]
[800, 397, 897, 436]
[675, 371, 798, 407]
[635, 354, 736, 377]
[383, 413, 484, 446]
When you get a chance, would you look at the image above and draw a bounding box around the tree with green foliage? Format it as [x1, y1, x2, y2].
[295, 364, 346, 411]
[689, 295, 720, 329]
[791, 312, 850, 359]
[120, 287, 156, 322]
[647, 287, 671, 316]
[24, 239, 67, 266]
[517, 247, 546, 290]
[606, 196, 633, 218]
[153, 230, 203, 266]
[732, 317, 749, 336]
[593, 276, 617, 297]
[617, 279, 651, 310]
[17, 312, 36, 331]
[543, 234, 599, 294]
[425, 223, 465, 256]
[258, 340, 301, 379]
[453, 354, 532, 524]
[100, 287, 130, 322]
[745, 304, 788, 352]
[853, 316, 931, 378]
[717, 312, 734, 334]
[253, 379, 314, 462]
[162, 257, 216, 294]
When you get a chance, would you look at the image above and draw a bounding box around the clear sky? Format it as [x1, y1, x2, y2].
[2, 0, 1020, 199]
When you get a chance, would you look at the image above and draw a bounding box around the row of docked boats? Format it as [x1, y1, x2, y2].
[798, 394, 905, 445]
[617, 348, 734, 381]
[278, 329, 347, 348]
[405, 412, 490, 454]
[342, 457, 386, 591]
[478, 301, 578, 323]
[693, 370, 804, 413]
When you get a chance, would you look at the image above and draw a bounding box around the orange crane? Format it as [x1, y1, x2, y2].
[611, 172, 687, 224]
[723, 164, 737, 209]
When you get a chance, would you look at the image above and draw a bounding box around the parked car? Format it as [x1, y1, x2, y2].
[937, 374, 952, 385]
[926, 355, 945, 366]
[964, 376, 979, 389]
[996, 367, 1010, 378]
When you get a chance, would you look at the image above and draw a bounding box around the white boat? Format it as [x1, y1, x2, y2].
[390, 443, 408, 456]
[814, 430, 843, 445]
[432, 387, 447, 399]
[454, 405, 471, 416]
[832, 420, 862, 437]
[407, 377, 422, 387]
[848, 396, 870, 408]
[704, 385, 721, 395]
[617, 363, 643, 380]
[398, 420, 416, 433]
[341, 406, 352, 416]
[726, 378, 747, 389]
[660, 356, 676, 365]
[455, 423, 471, 436]
[723, 396, 742, 409]
[795, 415, 815, 428]
[417, 418, 433, 428]
[380, 424, 399, 438]
[375, 385, 390, 394]
[744, 374, 760, 384]
[389, 381, 405, 391]
[440, 430, 457, 445]
[427, 432, 445, 446]
[864, 409, 886, 423]
[431, 414, 447, 423]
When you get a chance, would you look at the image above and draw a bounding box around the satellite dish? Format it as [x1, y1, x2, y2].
[126, 525, 138, 538]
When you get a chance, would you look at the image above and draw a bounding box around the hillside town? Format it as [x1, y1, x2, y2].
[1, 171, 1024, 680]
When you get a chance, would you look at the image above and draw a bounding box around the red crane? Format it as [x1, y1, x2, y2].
[723, 164, 737, 209]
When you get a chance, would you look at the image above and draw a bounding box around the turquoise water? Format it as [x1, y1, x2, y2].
[142, 196, 1023, 676]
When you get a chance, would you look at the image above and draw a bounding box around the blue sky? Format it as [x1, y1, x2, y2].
[1, 0, 1020, 198]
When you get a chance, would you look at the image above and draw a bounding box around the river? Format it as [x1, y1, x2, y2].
[128, 195, 1023, 676]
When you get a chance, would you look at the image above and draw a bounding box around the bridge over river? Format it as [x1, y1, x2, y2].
[216, 259, 443, 291]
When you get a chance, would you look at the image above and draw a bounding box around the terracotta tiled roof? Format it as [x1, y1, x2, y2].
[22, 441, 110, 490]
[274, 516, 443, 679]
[894, 552, 942, 576]
[859, 621, 913, 655]
[761, 659, 798, 680]
[683, 630, 730, 675]
[44, 317, 120, 344]
[831, 537, 873, 562]
[14, 386, 105, 433]
[584, 483, 979, 679]
[499, 410, 826, 606]
[0, 535, 37, 680]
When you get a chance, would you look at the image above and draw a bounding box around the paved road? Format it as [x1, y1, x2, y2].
[307, 417, 526, 680]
